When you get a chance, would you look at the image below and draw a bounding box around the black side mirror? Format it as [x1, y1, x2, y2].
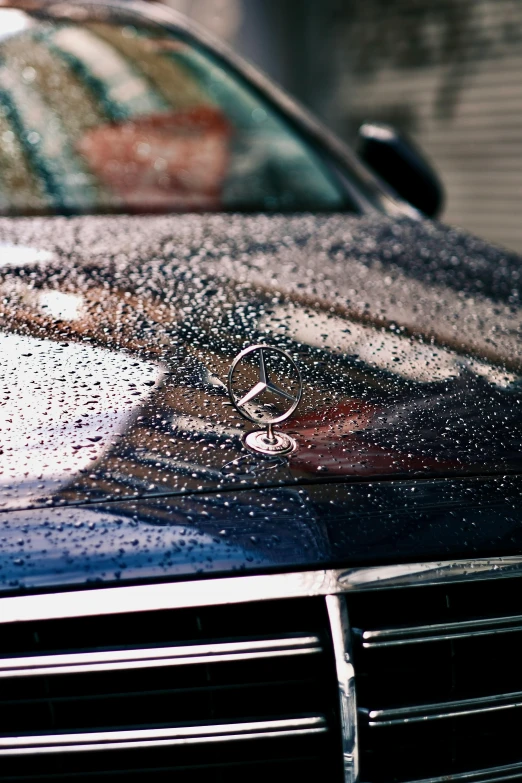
[357, 123, 444, 219]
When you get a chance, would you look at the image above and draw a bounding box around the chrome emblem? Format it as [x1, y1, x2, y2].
[227, 344, 302, 455]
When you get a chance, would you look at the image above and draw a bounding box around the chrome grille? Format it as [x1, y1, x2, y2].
[0, 597, 343, 782]
[348, 577, 522, 783]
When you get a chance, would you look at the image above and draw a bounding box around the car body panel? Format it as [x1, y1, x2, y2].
[0, 212, 520, 522]
[1, 474, 522, 593]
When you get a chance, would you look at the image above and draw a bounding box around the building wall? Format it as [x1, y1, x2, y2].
[336, 0, 522, 253]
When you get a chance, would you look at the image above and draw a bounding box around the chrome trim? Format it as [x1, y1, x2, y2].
[360, 614, 522, 648]
[388, 760, 522, 783]
[0, 717, 327, 756]
[0, 571, 335, 624]
[326, 595, 359, 783]
[3, 558, 522, 623]
[0, 636, 322, 679]
[365, 689, 522, 726]
[337, 558, 522, 591]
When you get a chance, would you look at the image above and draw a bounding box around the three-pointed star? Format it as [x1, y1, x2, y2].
[236, 348, 297, 409]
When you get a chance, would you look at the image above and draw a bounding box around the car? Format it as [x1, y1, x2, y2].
[0, 2, 521, 782]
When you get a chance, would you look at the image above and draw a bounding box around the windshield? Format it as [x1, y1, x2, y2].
[0, 8, 351, 215]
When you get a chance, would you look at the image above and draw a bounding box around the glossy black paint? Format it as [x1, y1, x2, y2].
[0, 210, 520, 594]
[0, 1, 521, 595]
[1, 475, 522, 593]
[0, 212, 521, 511]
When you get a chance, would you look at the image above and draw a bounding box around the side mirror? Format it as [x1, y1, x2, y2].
[357, 123, 444, 219]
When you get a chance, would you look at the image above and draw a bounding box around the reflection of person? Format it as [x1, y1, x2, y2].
[77, 107, 231, 212]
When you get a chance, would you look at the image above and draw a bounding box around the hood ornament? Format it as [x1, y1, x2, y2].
[228, 344, 302, 455]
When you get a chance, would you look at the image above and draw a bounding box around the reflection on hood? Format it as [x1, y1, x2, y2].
[0, 332, 163, 507]
[0, 212, 520, 512]
[0, 485, 329, 590]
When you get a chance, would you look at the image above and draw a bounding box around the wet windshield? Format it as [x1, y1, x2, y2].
[0, 8, 349, 215]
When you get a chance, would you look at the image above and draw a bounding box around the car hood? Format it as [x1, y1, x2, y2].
[0, 211, 521, 518]
[2, 474, 522, 592]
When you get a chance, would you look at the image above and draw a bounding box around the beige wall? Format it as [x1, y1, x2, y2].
[326, 0, 522, 253]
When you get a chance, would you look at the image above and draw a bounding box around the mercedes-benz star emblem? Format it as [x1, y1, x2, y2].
[227, 344, 302, 455]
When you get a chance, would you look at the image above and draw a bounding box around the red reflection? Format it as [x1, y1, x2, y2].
[286, 401, 454, 476]
[77, 106, 231, 211]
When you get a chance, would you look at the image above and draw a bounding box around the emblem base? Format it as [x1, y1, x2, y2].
[244, 430, 297, 456]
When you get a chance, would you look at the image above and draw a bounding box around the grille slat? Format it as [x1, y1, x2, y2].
[0, 635, 322, 678]
[0, 716, 328, 756]
[363, 690, 522, 726]
[357, 614, 522, 647]
[380, 760, 522, 783]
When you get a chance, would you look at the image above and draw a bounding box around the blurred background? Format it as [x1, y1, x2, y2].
[163, 0, 522, 254]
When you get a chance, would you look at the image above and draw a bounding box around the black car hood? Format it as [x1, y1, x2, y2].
[0, 211, 521, 515]
[1, 474, 522, 593]
[0, 211, 521, 591]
